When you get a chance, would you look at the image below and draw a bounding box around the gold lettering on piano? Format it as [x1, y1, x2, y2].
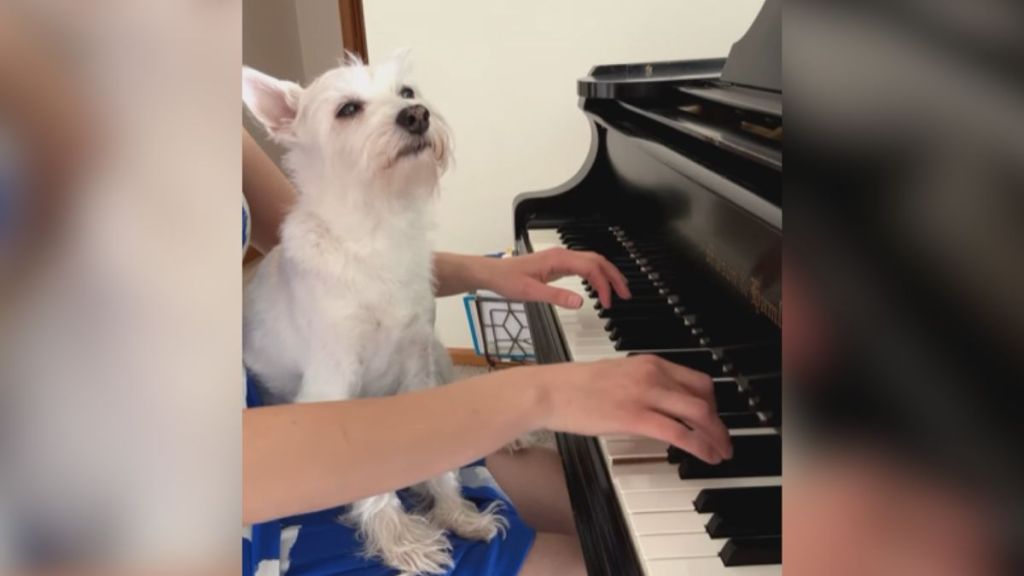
[704, 246, 781, 327]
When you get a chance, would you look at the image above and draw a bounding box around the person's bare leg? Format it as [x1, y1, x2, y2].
[518, 532, 586, 576]
[486, 447, 576, 535]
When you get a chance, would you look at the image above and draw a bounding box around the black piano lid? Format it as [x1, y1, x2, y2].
[720, 0, 781, 93]
[578, 60, 783, 119]
[578, 58, 726, 100]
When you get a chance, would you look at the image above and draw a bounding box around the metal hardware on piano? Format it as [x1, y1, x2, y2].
[512, 1, 781, 574]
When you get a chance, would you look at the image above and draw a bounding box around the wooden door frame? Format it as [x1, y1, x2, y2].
[338, 0, 369, 62]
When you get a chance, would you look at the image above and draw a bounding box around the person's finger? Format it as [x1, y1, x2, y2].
[647, 386, 732, 460]
[653, 357, 717, 406]
[632, 411, 722, 464]
[519, 279, 584, 309]
[595, 255, 631, 300]
[547, 250, 615, 308]
[573, 258, 613, 309]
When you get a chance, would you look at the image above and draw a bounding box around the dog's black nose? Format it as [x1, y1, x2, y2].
[396, 104, 430, 135]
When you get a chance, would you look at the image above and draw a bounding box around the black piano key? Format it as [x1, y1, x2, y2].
[761, 410, 781, 427]
[747, 376, 781, 413]
[695, 315, 780, 346]
[719, 412, 765, 428]
[607, 322, 691, 340]
[605, 318, 690, 333]
[714, 381, 751, 413]
[694, 486, 781, 514]
[605, 315, 687, 329]
[587, 283, 661, 297]
[706, 511, 781, 539]
[671, 434, 781, 478]
[594, 295, 672, 309]
[721, 343, 781, 375]
[583, 262, 648, 275]
[599, 304, 678, 320]
[567, 245, 631, 258]
[612, 328, 704, 351]
[632, 350, 728, 375]
[603, 314, 677, 330]
[562, 237, 627, 248]
[704, 489, 781, 538]
[632, 255, 677, 268]
[556, 221, 611, 231]
[719, 535, 782, 566]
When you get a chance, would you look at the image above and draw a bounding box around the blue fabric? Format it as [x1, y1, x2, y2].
[243, 373, 535, 576]
[279, 485, 534, 576]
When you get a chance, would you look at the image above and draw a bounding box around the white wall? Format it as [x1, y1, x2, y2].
[294, 0, 344, 83]
[243, 0, 344, 165]
[242, 0, 304, 166]
[364, 0, 764, 347]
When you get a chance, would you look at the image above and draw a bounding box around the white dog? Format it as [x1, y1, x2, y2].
[242, 53, 506, 575]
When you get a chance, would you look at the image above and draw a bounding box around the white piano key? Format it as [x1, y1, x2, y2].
[527, 229, 562, 248]
[565, 343, 621, 361]
[639, 532, 721, 560]
[623, 489, 701, 513]
[631, 511, 710, 535]
[601, 431, 778, 462]
[604, 437, 670, 460]
[645, 557, 782, 576]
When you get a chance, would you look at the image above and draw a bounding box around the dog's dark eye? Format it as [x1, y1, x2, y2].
[336, 101, 363, 118]
[399, 86, 415, 99]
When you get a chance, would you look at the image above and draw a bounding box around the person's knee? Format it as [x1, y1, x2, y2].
[517, 532, 585, 576]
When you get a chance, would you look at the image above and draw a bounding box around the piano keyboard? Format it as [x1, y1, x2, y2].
[527, 225, 782, 576]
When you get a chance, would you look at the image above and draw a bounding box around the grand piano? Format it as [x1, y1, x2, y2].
[512, 1, 782, 574]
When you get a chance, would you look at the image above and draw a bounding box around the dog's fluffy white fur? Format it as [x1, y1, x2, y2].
[242, 52, 505, 575]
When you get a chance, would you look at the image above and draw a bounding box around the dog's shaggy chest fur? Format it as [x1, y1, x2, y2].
[244, 194, 441, 403]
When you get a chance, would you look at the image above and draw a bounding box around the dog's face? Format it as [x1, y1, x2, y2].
[243, 52, 451, 190]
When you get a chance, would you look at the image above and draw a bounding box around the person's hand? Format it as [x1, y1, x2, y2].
[528, 355, 732, 464]
[479, 248, 631, 309]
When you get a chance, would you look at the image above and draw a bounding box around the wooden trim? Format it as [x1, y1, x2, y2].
[448, 347, 490, 367]
[448, 347, 529, 369]
[338, 0, 368, 63]
[243, 245, 262, 265]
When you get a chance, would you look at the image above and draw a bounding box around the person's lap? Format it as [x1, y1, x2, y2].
[262, 448, 582, 576]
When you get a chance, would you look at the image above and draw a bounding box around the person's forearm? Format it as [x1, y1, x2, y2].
[433, 252, 496, 297]
[242, 128, 296, 253]
[243, 367, 549, 524]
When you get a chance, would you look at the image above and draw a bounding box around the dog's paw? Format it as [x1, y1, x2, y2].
[504, 429, 555, 453]
[356, 512, 453, 575]
[430, 499, 509, 542]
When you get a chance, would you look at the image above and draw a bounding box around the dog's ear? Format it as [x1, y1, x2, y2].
[242, 67, 303, 139]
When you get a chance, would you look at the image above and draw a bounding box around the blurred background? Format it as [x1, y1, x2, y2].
[786, 1, 1024, 574]
[1, 0, 241, 573]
